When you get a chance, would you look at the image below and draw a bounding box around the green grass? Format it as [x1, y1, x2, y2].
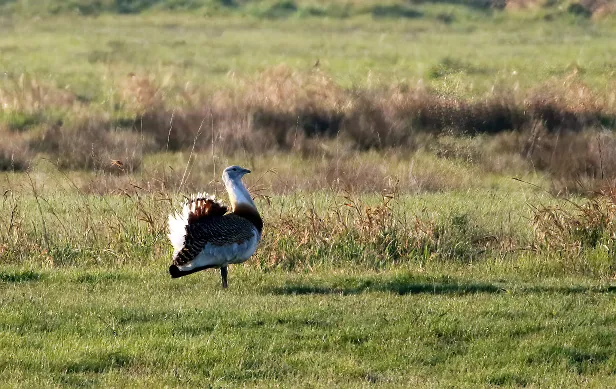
[1, 265, 616, 387]
[2, 159, 616, 386]
[0, 11, 614, 101]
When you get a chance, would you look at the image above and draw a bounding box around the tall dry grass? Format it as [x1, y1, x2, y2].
[129, 68, 615, 151]
[2, 68, 615, 190]
[530, 186, 616, 275]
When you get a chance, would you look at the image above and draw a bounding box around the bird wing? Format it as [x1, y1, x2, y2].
[172, 214, 257, 266]
[168, 194, 228, 257]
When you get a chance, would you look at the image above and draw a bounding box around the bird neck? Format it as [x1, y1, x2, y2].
[223, 176, 263, 234]
[224, 176, 256, 212]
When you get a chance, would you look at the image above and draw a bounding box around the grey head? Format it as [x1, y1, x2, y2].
[222, 165, 251, 183]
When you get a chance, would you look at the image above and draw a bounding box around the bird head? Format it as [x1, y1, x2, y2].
[222, 165, 251, 183]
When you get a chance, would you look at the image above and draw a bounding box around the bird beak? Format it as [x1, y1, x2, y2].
[243, 168, 251, 174]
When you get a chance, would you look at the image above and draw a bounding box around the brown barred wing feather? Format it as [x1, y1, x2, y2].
[173, 214, 257, 266]
[187, 197, 227, 223]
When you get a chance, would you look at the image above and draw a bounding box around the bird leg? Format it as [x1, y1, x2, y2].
[220, 266, 228, 289]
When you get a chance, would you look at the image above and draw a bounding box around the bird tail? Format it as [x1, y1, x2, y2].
[169, 263, 219, 278]
[167, 193, 228, 258]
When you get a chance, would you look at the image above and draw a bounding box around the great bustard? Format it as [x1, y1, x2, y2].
[167, 165, 263, 288]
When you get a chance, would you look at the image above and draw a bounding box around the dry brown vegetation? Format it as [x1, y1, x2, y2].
[531, 187, 616, 273]
[0, 132, 31, 172]
[2, 67, 616, 191]
[258, 190, 513, 270]
[515, 126, 616, 192]
[505, 0, 616, 17]
[31, 117, 147, 173]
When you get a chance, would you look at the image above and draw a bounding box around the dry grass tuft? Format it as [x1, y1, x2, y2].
[234, 65, 347, 149]
[532, 189, 616, 257]
[341, 88, 412, 149]
[244, 65, 346, 120]
[591, 1, 616, 19]
[258, 188, 506, 270]
[120, 73, 166, 115]
[316, 155, 402, 193]
[580, 0, 616, 18]
[259, 191, 420, 270]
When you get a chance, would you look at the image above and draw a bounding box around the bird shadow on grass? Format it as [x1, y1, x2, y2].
[268, 274, 616, 296]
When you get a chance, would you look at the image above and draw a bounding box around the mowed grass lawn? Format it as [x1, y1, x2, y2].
[1, 265, 616, 388]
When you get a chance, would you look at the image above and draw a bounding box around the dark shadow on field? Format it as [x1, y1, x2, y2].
[268, 274, 616, 296]
[270, 274, 505, 296]
[0, 270, 42, 283]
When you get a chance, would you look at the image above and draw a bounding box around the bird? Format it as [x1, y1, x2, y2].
[167, 165, 263, 288]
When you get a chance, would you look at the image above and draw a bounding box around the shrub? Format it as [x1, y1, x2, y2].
[247, 0, 298, 18]
[370, 4, 423, 19]
[501, 126, 616, 192]
[0, 132, 31, 171]
[525, 78, 611, 132]
[31, 117, 147, 173]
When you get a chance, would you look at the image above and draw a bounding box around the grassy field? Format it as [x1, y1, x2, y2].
[2, 1, 616, 387]
[3, 160, 616, 387]
[1, 11, 615, 97]
[2, 266, 616, 387]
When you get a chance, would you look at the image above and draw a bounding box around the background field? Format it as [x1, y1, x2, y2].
[2, 0, 616, 387]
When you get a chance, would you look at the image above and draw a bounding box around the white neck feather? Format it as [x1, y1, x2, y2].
[223, 175, 256, 211]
